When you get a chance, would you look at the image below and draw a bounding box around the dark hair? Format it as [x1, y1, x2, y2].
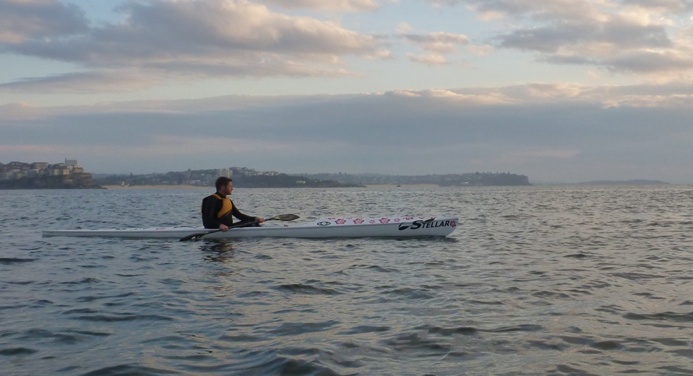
[215, 176, 232, 191]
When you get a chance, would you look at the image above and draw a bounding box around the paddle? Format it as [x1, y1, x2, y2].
[179, 214, 300, 241]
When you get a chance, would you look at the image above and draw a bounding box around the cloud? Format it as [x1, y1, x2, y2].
[403, 32, 469, 53]
[387, 88, 512, 104]
[497, 19, 671, 53]
[1, 0, 388, 90]
[258, 0, 380, 12]
[515, 148, 583, 160]
[407, 53, 448, 65]
[604, 50, 693, 73]
[402, 31, 469, 65]
[0, 71, 160, 93]
[621, 0, 692, 12]
[427, 0, 693, 78]
[3, 82, 693, 182]
[0, 0, 89, 43]
[468, 44, 494, 56]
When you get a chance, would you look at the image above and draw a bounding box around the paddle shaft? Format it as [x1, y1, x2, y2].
[179, 214, 299, 241]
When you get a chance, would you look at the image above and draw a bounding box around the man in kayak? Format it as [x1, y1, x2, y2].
[201, 177, 265, 231]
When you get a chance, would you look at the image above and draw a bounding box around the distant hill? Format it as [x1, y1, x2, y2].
[93, 167, 361, 188]
[301, 172, 530, 186]
[93, 168, 531, 188]
[578, 179, 669, 185]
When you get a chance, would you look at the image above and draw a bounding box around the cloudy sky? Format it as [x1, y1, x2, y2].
[1, 0, 693, 183]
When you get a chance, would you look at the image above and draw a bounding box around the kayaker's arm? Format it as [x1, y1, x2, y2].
[230, 201, 265, 224]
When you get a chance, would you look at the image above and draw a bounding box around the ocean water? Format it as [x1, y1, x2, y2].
[1, 185, 691, 376]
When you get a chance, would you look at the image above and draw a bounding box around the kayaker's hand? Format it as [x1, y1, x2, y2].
[256, 217, 265, 224]
[219, 224, 229, 232]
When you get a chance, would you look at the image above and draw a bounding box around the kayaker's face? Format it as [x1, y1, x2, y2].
[221, 181, 233, 196]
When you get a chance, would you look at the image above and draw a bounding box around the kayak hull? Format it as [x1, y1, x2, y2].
[42, 216, 457, 239]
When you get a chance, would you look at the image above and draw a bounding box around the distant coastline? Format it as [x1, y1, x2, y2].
[102, 184, 448, 190]
[577, 179, 669, 185]
[0, 177, 103, 190]
[102, 184, 202, 190]
[94, 168, 531, 188]
[0, 160, 101, 189]
[4, 160, 675, 189]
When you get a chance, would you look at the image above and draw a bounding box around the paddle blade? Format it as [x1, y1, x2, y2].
[179, 230, 219, 241]
[267, 214, 300, 221]
[179, 233, 204, 242]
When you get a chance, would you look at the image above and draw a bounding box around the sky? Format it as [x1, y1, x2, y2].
[1, 0, 693, 183]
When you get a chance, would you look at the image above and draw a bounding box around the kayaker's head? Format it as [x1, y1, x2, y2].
[215, 176, 233, 196]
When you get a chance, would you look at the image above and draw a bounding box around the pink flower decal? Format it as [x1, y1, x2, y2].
[335, 218, 346, 225]
[369, 220, 376, 224]
[353, 218, 364, 224]
[379, 218, 390, 224]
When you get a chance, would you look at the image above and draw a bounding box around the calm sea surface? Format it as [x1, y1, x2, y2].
[1, 186, 692, 376]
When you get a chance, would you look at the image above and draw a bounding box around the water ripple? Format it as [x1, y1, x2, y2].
[1, 186, 692, 375]
[0, 257, 35, 265]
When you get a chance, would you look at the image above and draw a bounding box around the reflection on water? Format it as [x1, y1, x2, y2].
[199, 240, 236, 263]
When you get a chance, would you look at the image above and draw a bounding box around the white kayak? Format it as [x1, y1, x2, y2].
[42, 216, 458, 239]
